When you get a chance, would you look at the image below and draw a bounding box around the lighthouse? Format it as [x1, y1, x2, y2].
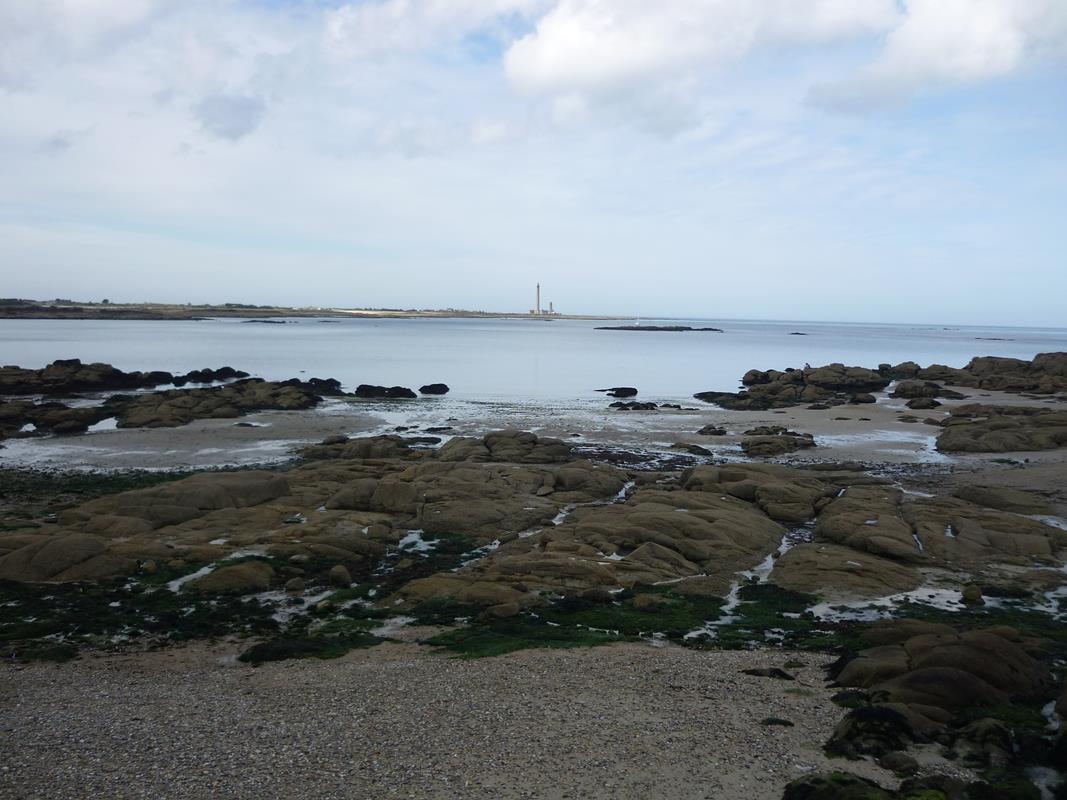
[536, 283, 541, 315]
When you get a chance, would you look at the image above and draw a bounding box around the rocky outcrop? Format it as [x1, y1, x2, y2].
[610, 401, 657, 411]
[881, 352, 1067, 395]
[418, 383, 449, 395]
[0, 359, 247, 395]
[740, 426, 817, 458]
[596, 387, 638, 398]
[696, 352, 1067, 413]
[115, 380, 321, 428]
[936, 404, 1067, 453]
[772, 543, 922, 597]
[437, 430, 573, 463]
[889, 380, 965, 400]
[695, 364, 890, 410]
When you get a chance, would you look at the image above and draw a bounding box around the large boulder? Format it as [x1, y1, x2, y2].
[772, 543, 922, 598]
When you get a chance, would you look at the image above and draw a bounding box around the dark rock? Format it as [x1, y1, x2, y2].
[597, 387, 638, 398]
[697, 425, 726, 436]
[354, 384, 418, 399]
[742, 667, 795, 680]
[610, 401, 657, 411]
[782, 772, 893, 800]
[906, 397, 941, 410]
[875, 751, 918, 776]
[825, 705, 920, 758]
[419, 383, 450, 395]
[760, 717, 795, 727]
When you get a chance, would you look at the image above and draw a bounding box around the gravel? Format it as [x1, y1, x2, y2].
[1, 640, 894, 800]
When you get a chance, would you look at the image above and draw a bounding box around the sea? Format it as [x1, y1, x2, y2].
[3, 316, 1066, 404]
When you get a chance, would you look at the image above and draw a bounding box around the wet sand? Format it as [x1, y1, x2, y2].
[2, 383, 1064, 472]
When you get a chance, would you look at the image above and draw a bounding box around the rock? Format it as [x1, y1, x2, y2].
[284, 577, 306, 593]
[697, 363, 889, 411]
[327, 564, 352, 587]
[418, 383, 449, 395]
[953, 718, 1014, 768]
[951, 485, 1052, 515]
[850, 393, 876, 404]
[891, 380, 964, 400]
[937, 404, 1067, 453]
[353, 384, 417, 399]
[742, 667, 794, 680]
[831, 628, 1051, 718]
[740, 428, 816, 457]
[486, 601, 521, 618]
[115, 379, 322, 428]
[320, 435, 348, 446]
[772, 543, 922, 598]
[760, 717, 795, 727]
[825, 705, 922, 758]
[961, 584, 984, 605]
[596, 387, 638, 398]
[609, 401, 657, 411]
[697, 425, 726, 436]
[905, 397, 941, 410]
[782, 772, 893, 800]
[186, 560, 274, 593]
[875, 751, 919, 776]
[437, 430, 573, 464]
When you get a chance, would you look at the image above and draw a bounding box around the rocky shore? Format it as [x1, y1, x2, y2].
[2, 352, 1067, 799]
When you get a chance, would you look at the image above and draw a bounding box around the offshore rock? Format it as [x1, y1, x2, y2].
[354, 384, 418, 399]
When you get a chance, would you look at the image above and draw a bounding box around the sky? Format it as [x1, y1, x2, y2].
[1, 0, 1066, 326]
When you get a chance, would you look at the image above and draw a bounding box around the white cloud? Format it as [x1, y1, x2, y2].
[504, 0, 898, 95]
[810, 0, 1067, 111]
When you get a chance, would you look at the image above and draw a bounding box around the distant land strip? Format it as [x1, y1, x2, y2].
[0, 300, 633, 322]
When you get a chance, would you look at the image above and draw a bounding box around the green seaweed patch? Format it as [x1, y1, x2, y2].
[0, 578, 279, 662]
[693, 582, 871, 652]
[408, 597, 486, 625]
[425, 617, 626, 659]
[537, 588, 725, 638]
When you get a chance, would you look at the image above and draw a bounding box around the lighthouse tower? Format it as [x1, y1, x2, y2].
[536, 283, 541, 315]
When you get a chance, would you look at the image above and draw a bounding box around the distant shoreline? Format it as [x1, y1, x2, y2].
[0, 301, 634, 322]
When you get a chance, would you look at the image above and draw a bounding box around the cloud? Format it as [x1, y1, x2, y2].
[810, 0, 1067, 111]
[0, 0, 172, 88]
[503, 0, 898, 107]
[193, 94, 267, 141]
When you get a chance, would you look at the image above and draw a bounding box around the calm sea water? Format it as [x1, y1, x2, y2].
[2, 317, 1066, 403]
